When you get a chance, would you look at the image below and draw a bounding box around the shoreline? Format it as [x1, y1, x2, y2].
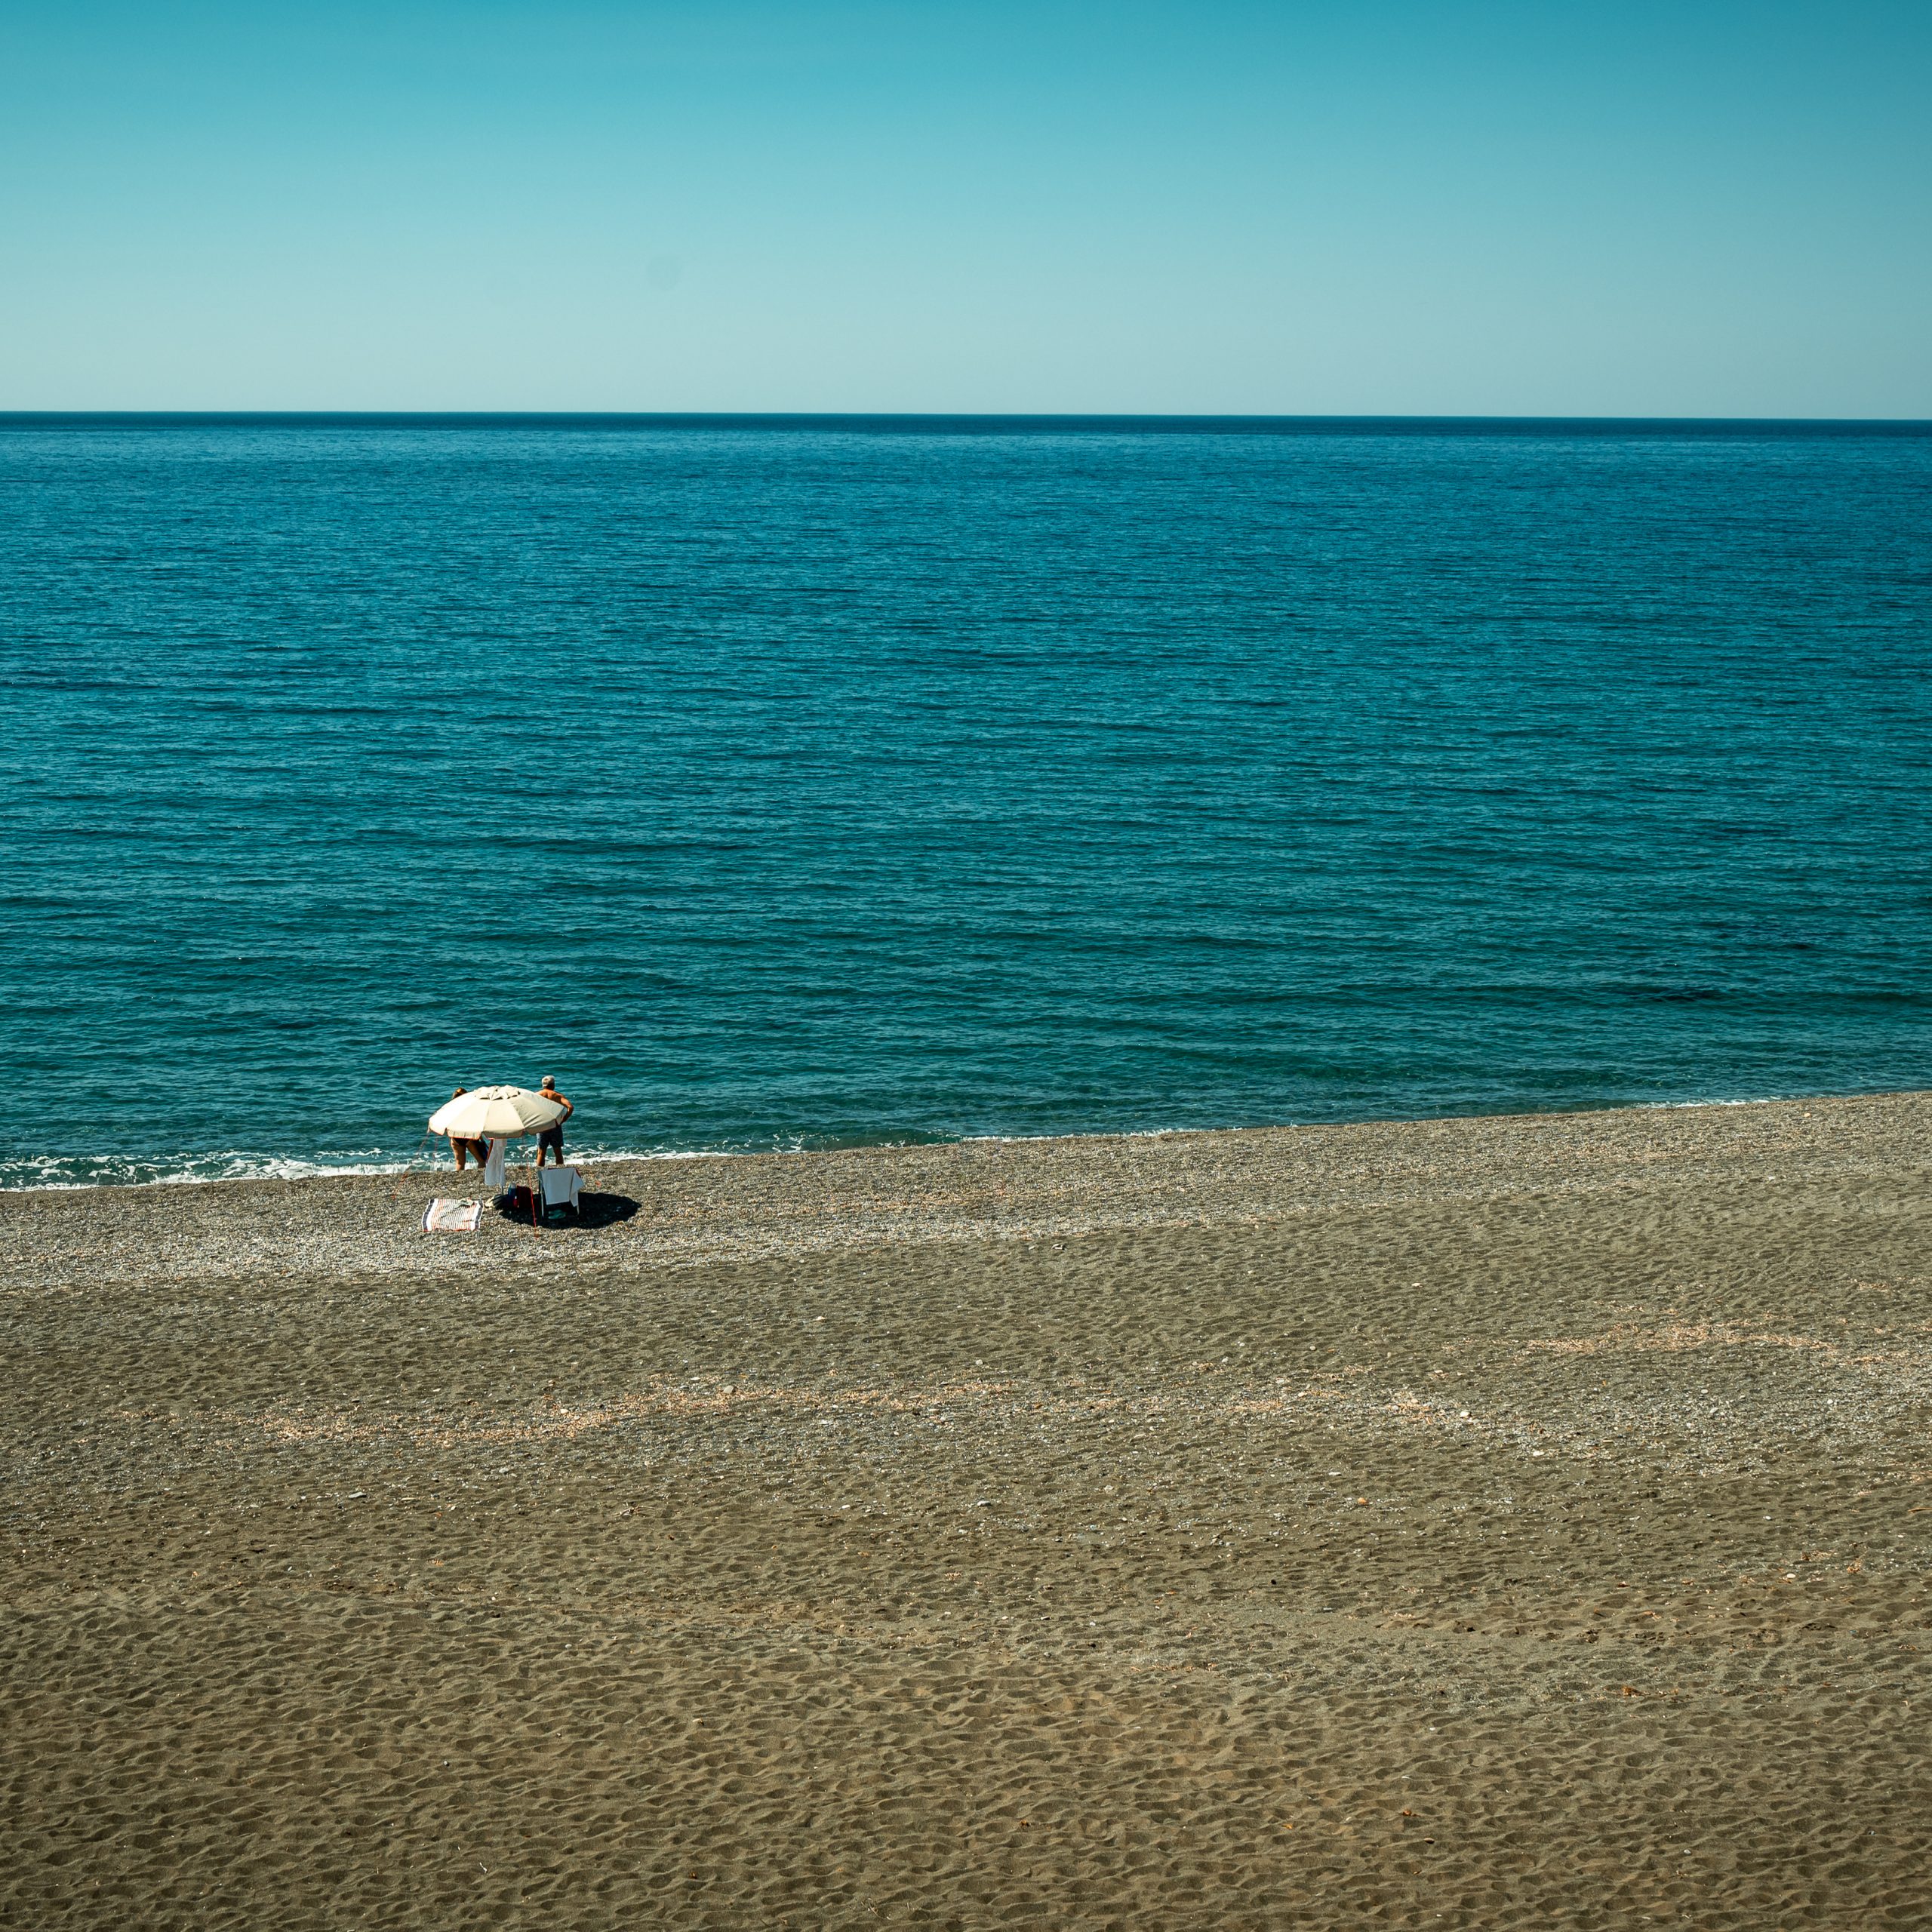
[5, 1091, 1929, 1289]
[8, 1089, 1924, 1267]
[8, 1089, 1924, 1298]
[5, 1081, 1927, 1199]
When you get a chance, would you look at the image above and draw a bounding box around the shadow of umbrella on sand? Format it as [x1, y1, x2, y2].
[427, 1085, 565, 1229]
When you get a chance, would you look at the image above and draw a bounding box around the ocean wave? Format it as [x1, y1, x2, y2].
[0, 1143, 755, 1192]
[0, 1149, 420, 1192]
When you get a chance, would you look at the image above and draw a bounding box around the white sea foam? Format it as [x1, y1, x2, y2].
[0, 1142, 750, 1192]
[0, 1150, 420, 1192]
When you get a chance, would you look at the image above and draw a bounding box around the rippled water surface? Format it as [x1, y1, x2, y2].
[5, 417, 1928, 1185]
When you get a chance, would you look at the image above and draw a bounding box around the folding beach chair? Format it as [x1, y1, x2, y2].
[537, 1164, 583, 1226]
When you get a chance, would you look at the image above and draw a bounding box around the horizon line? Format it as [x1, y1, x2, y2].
[5, 410, 1930, 437]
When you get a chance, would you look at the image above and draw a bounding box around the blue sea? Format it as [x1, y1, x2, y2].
[4, 415, 1928, 1189]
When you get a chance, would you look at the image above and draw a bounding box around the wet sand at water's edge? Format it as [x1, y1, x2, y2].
[4, 1094, 1930, 1929]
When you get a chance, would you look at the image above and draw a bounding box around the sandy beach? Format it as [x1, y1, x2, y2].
[4, 1092, 1930, 1929]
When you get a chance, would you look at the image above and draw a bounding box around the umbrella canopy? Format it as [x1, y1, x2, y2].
[429, 1085, 565, 1140]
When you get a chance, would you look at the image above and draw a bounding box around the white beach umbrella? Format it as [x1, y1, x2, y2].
[428, 1085, 565, 1140]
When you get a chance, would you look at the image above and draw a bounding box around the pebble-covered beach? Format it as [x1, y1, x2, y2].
[5, 1094, 1930, 1928]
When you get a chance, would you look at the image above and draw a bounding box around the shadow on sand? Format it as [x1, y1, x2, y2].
[574, 1192, 641, 1229]
[490, 1191, 641, 1231]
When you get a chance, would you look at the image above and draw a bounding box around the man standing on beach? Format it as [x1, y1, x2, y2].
[536, 1075, 573, 1166]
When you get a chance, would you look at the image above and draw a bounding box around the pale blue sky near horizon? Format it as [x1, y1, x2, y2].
[2, 1, 1927, 415]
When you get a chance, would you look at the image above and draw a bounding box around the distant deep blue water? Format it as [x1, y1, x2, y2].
[4, 415, 1929, 1188]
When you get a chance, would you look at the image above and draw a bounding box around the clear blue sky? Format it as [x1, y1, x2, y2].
[2, 1, 1927, 414]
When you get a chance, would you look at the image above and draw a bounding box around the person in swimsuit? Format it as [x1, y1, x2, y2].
[535, 1075, 574, 1165]
[442, 1088, 488, 1171]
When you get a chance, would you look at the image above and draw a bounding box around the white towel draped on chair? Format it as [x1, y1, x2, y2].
[539, 1165, 582, 1212]
[483, 1137, 507, 1189]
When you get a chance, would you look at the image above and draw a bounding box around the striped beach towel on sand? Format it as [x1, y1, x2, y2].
[423, 1198, 483, 1234]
